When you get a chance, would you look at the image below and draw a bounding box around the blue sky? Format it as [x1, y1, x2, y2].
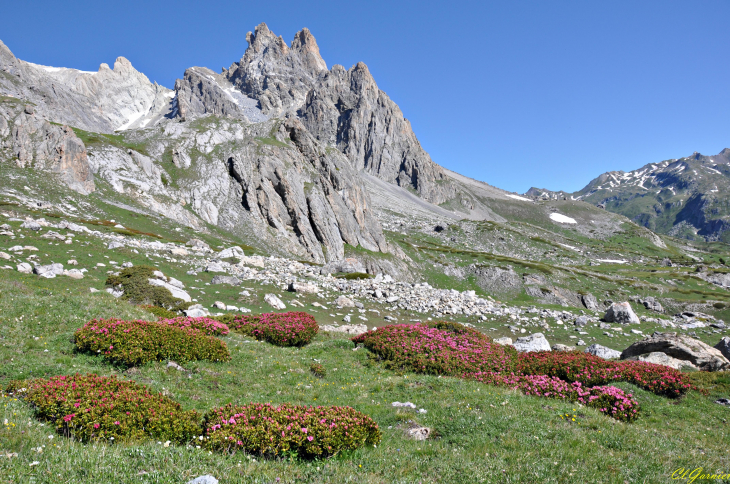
[3, 0, 730, 193]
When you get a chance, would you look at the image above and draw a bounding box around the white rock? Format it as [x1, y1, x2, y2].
[604, 302, 640, 325]
[0, 252, 10, 260]
[493, 337, 513, 346]
[186, 476, 219, 484]
[336, 295, 355, 307]
[212, 301, 226, 310]
[67, 259, 78, 266]
[106, 287, 123, 298]
[17, 262, 33, 274]
[148, 278, 191, 302]
[33, 263, 64, 279]
[320, 324, 367, 335]
[218, 246, 244, 259]
[170, 248, 188, 256]
[264, 293, 286, 310]
[107, 241, 125, 250]
[288, 281, 318, 294]
[585, 344, 621, 359]
[513, 333, 551, 352]
[63, 269, 84, 279]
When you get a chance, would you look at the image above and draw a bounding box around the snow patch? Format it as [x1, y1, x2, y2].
[549, 213, 577, 224]
[506, 194, 532, 202]
[596, 259, 628, 264]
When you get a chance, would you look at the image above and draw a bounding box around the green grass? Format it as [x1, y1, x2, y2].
[1, 276, 730, 483]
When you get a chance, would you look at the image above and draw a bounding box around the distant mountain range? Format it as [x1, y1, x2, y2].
[527, 149, 730, 242]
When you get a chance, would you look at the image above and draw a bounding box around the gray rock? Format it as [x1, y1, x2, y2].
[716, 399, 730, 407]
[581, 293, 599, 311]
[212, 301, 226, 310]
[552, 344, 576, 352]
[604, 302, 640, 325]
[167, 361, 185, 371]
[714, 336, 730, 361]
[107, 240, 124, 250]
[625, 352, 698, 370]
[513, 333, 551, 353]
[186, 239, 210, 251]
[63, 269, 84, 279]
[16, 263, 32, 273]
[288, 281, 318, 293]
[321, 258, 366, 275]
[33, 263, 64, 279]
[493, 337, 513, 346]
[21, 220, 41, 231]
[211, 275, 241, 286]
[336, 295, 355, 307]
[184, 304, 211, 318]
[205, 262, 226, 273]
[586, 344, 621, 359]
[621, 332, 730, 371]
[264, 293, 286, 310]
[186, 476, 219, 484]
[574, 316, 589, 327]
[641, 296, 663, 313]
[218, 246, 245, 259]
[148, 278, 191, 302]
[404, 426, 431, 441]
[106, 287, 123, 298]
[320, 324, 367, 335]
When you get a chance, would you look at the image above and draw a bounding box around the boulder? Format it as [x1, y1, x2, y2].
[641, 296, 663, 313]
[205, 262, 226, 273]
[218, 246, 245, 259]
[169, 248, 188, 256]
[288, 281, 318, 294]
[552, 344, 576, 352]
[185, 304, 211, 317]
[148, 278, 192, 302]
[586, 344, 621, 360]
[620, 332, 730, 371]
[186, 477, 218, 484]
[404, 426, 431, 441]
[239, 255, 265, 268]
[186, 239, 210, 251]
[581, 293, 599, 311]
[493, 337, 513, 346]
[574, 316, 589, 327]
[0, 252, 10, 260]
[604, 302, 640, 325]
[211, 275, 241, 286]
[320, 258, 366, 275]
[63, 269, 84, 279]
[33, 263, 64, 279]
[714, 336, 730, 361]
[16, 262, 33, 274]
[624, 351, 698, 370]
[320, 324, 368, 335]
[21, 220, 41, 231]
[513, 333, 551, 353]
[212, 301, 226, 310]
[107, 240, 124, 250]
[336, 295, 355, 307]
[264, 293, 286, 310]
[106, 287, 123, 298]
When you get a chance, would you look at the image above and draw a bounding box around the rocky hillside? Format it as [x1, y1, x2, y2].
[528, 149, 730, 242]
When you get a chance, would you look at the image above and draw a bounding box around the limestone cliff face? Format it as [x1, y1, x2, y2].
[0, 40, 173, 133]
[3, 105, 94, 194]
[299, 62, 455, 204]
[176, 23, 455, 204]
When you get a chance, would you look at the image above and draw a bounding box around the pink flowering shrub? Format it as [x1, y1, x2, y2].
[74, 319, 231, 367]
[351, 322, 517, 375]
[203, 403, 381, 458]
[516, 351, 694, 398]
[157, 316, 230, 336]
[5, 374, 201, 443]
[231, 312, 319, 347]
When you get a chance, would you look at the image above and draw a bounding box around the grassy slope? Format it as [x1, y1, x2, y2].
[1, 277, 730, 483]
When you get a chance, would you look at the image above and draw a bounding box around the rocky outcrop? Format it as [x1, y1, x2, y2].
[604, 302, 640, 325]
[298, 61, 455, 204]
[9, 110, 94, 194]
[226, 23, 327, 116]
[620, 332, 730, 371]
[0, 40, 173, 133]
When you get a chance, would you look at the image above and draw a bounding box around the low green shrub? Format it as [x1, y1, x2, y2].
[310, 363, 326, 378]
[105, 266, 191, 312]
[335, 272, 373, 280]
[74, 319, 231, 367]
[231, 312, 319, 346]
[203, 403, 381, 458]
[5, 374, 200, 443]
[142, 305, 179, 319]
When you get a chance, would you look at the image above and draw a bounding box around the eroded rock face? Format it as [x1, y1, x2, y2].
[9, 112, 94, 194]
[620, 332, 730, 371]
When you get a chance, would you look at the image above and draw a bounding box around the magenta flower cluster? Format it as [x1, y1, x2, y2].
[231, 312, 319, 347]
[203, 403, 381, 458]
[156, 316, 230, 336]
[354, 322, 695, 422]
